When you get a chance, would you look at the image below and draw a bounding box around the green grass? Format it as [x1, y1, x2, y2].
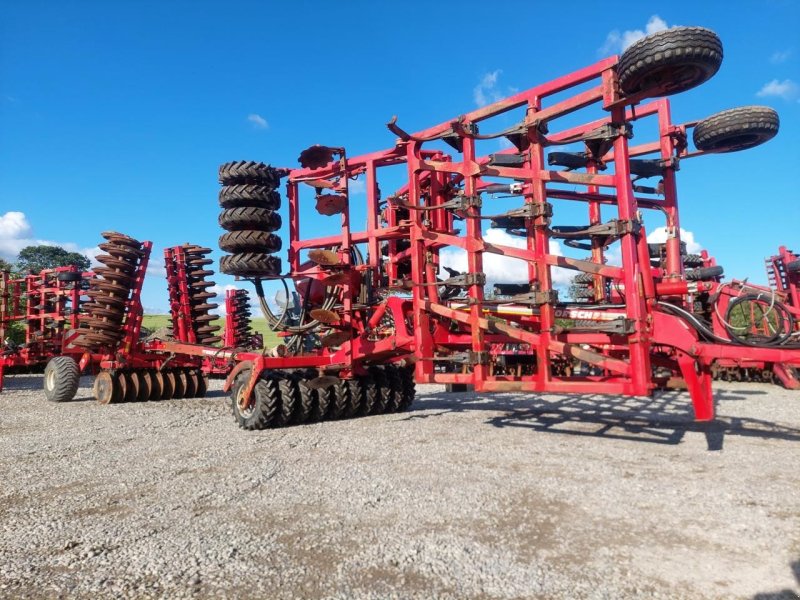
[142, 315, 281, 348]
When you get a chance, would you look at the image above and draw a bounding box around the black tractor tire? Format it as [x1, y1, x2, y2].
[219, 230, 282, 254]
[346, 378, 367, 417]
[693, 106, 779, 153]
[231, 371, 281, 430]
[384, 366, 403, 413]
[219, 185, 282, 210]
[617, 27, 722, 97]
[218, 207, 282, 232]
[397, 366, 415, 411]
[363, 373, 385, 415]
[296, 374, 317, 422]
[683, 254, 705, 268]
[574, 273, 595, 284]
[218, 161, 282, 187]
[330, 380, 349, 419]
[316, 385, 333, 420]
[57, 272, 83, 283]
[686, 265, 724, 281]
[787, 260, 800, 274]
[220, 253, 282, 277]
[43, 356, 80, 402]
[277, 375, 299, 425]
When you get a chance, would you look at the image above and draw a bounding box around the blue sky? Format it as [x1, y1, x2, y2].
[1, 1, 798, 313]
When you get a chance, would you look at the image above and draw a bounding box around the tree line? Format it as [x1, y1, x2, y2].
[0, 245, 91, 275]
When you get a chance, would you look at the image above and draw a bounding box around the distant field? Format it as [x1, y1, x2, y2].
[142, 315, 281, 348]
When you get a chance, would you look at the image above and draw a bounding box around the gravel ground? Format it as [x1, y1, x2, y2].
[0, 374, 798, 600]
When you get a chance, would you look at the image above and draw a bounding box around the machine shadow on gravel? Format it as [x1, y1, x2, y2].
[411, 389, 800, 452]
[752, 559, 800, 599]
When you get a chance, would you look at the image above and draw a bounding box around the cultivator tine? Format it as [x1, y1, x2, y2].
[320, 331, 350, 348]
[308, 249, 341, 266]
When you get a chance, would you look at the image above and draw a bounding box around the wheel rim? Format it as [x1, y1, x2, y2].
[237, 385, 255, 418]
[45, 369, 56, 392]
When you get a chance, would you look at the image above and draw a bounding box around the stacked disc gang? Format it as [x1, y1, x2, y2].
[225, 289, 256, 347]
[167, 244, 222, 345]
[74, 232, 146, 350]
[217, 161, 284, 277]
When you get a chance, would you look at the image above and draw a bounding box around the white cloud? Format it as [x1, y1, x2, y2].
[247, 113, 268, 129]
[0, 210, 97, 265]
[208, 283, 242, 316]
[601, 15, 669, 55]
[756, 78, 800, 101]
[473, 70, 503, 107]
[770, 49, 792, 64]
[646, 227, 702, 254]
[439, 228, 573, 290]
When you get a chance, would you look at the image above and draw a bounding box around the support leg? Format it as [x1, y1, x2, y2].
[678, 355, 715, 421]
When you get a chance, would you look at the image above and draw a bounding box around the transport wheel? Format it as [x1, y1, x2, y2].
[218, 186, 281, 210]
[184, 369, 198, 398]
[150, 370, 164, 400]
[295, 373, 317, 422]
[397, 366, 415, 412]
[94, 371, 119, 404]
[345, 378, 366, 417]
[316, 385, 333, 420]
[219, 230, 282, 253]
[57, 272, 83, 283]
[693, 106, 779, 153]
[384, 366, 403, 413]
[277, 375, 300, 425]
[330, 380, 349, 419]
[685, 265, 724, 281]
[219, 253, 282, 277]
[218, 161, 282, 187]
[683, 254, 705, 268]
[162, 370, 176, 400]
[124, 371, 140, 403]
[362, 374, 382, 415]
[787, 260, 800, 274]
[139, 370, 153, 401]
[218, 207, 282, 232]
[369, 368, 392, 414]
[230, 371, 281, 430]
[173, 370, 187, 399]
[43, 356, 80, 403]
[617, 27, 722, 97]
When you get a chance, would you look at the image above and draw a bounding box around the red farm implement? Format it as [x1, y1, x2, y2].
[37, 236, 270, 403]
[207, 26, 798, 430]
[34, 26, 798, 429]
[0, 266, 86, 392]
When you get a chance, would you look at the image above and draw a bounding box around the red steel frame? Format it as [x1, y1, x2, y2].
[767, 246, 800, 316]
[63, 241, 202, 374]
[0, 266, 85, 391]
[219, 53, 800, 422]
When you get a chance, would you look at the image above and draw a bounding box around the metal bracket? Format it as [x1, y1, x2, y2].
[440, 350, 489, 366]
[550, 218, 640, 240]
[441, 272, 486, 287]
[509, 289, 559, 305]
[393, 194, 481, 212]
[562, 318, 635, 335]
